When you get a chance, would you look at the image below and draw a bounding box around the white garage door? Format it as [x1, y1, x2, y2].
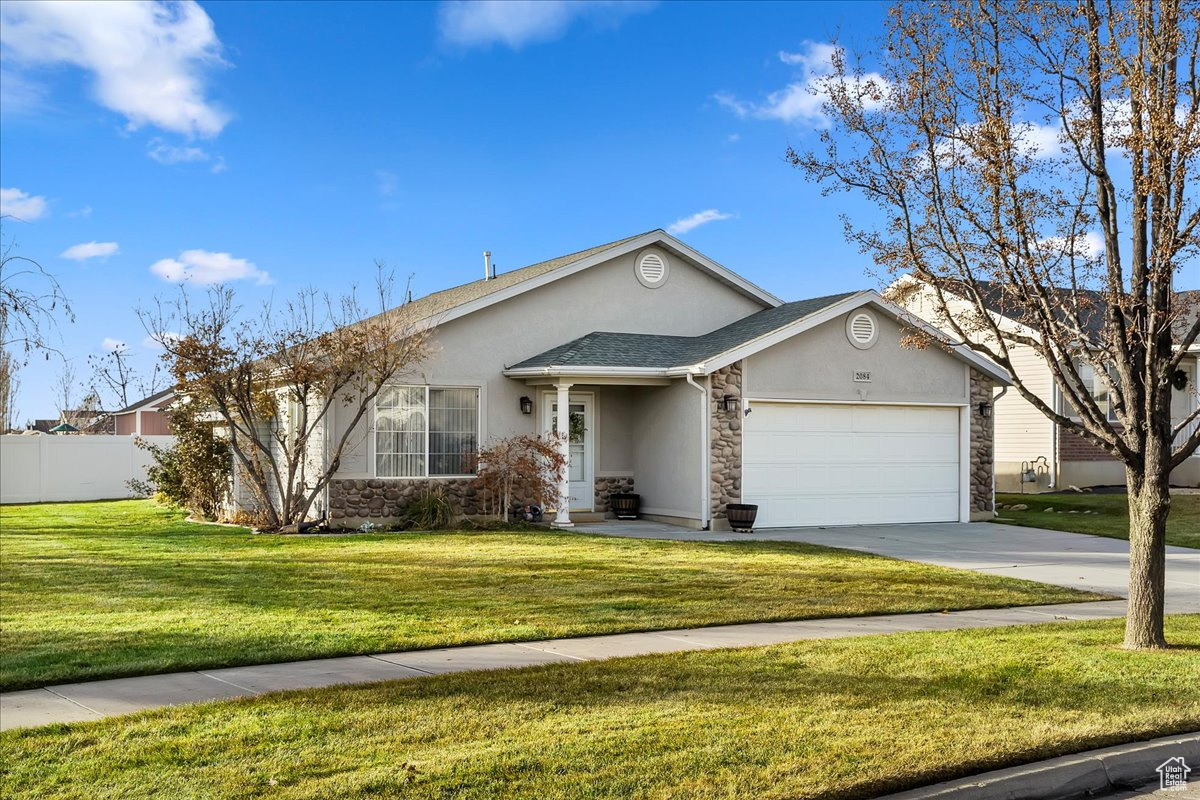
[742, 403, 961, 527]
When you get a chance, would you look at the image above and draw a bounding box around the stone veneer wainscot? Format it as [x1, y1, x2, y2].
[328, 478, 483, 524]
[970, 369, 996, 517]
[594, 475, 635, 514]
[709, 362, 743, 521]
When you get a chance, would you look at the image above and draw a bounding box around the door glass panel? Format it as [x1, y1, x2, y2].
[550, 404, 586, 442]
[551, 402, 588, 484]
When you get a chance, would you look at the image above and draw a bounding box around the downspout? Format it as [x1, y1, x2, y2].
[991, 385, 1008, 503]
[322, 397, 331, 525]
[1049, 385, 1058, 489]
[684, 372, 710, 530]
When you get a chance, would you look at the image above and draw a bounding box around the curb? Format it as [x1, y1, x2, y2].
[876, 732, 1199, 799]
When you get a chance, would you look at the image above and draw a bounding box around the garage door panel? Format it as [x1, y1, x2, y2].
[743, 403, 961, 527]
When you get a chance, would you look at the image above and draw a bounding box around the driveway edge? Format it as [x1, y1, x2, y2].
[876, 731, 1199, 799]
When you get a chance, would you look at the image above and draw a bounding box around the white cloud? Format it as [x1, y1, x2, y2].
[149, 249, 270, 285]
[0, 67, 47, 114]
[147, 137, 225, 171]
[438, 0, 652, 49]
[61, 241, 119, 261]
[376, 169, 399, 196]
[67, 205, 92, 219]
[668, 209, 734, 235]
[0, 187, 48, 220]
[717, 41, 890, 126]
[147, 138, 210, 164]
[0, 0, 229, 137]
[142, 331, 180, 350]
[1017, 121, 1066, 159]
[101, 337, 127, 352]
[1037, 231, 1106, 261]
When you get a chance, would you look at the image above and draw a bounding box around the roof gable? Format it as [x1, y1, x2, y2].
[368, 229, 781, 333]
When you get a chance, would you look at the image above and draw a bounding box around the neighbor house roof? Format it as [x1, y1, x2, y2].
[508, 292, 858, 370]
[954, 280, 1200, 346]
[111, 387, 175, 416]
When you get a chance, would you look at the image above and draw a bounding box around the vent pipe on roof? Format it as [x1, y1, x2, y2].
[483, 251, 493, 280]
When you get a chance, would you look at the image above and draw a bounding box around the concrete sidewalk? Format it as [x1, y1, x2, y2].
[1, 599, 1132, 731]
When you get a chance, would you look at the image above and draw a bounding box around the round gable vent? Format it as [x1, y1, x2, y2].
[846, 310, 878, 349]
[635, 249, 670, 288]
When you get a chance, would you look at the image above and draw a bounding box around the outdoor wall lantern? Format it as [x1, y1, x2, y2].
[519, 396, 533, 415]
[978, 402, 992, 418]
[720, 394, 740, 413]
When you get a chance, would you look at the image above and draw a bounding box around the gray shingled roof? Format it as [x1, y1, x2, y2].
[112, 387, 175, 415]
[508, 291, 859, 371]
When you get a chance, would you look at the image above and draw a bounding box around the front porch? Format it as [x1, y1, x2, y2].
[507, 374, 717, 531]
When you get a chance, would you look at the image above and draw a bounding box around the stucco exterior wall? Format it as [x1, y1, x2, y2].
[333, 249, 766, 480]
[743, 310, 968, 403]
[629, 380, 704, 525]
[591, 385, 634, 475]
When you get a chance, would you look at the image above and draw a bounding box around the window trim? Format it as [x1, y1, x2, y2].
[373, 383, 482, 479]
[1064, 361, 1120, 424]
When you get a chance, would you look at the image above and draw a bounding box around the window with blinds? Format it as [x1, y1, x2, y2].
[375, 386, 479, 477]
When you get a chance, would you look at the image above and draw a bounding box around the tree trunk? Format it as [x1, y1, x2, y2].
[1124, 463, 1171, 650]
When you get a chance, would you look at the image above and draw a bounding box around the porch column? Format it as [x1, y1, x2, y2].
[552, 382, 574, 528]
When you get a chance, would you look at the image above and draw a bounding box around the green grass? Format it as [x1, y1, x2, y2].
[995, 492, 1200, 549]
[3, 616, 1197, 800]
[0, 500, 1105, 691]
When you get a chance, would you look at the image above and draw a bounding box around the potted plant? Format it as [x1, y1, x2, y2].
[610, 492, 640, 520]
[726, 503, 758, 532]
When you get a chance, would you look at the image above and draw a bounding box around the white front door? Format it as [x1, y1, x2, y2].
[544, 393, 593, 511]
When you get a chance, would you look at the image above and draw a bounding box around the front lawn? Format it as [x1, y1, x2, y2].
[995, 491, 1200, 549]
[0, 500, 1103, 691]
[3, 616, 1197, 800]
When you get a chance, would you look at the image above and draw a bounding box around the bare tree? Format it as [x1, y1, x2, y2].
[141, 268, 430, 530]
[1, 219, 73, 361]
[792, 0, 1199, 648]
[54, 361, 78, 426]
[89, 344, 163, 410]
[0, 349, 18, 431]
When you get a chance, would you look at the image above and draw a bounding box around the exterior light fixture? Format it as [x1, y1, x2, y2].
[978, 402, 992, 418]
[721, 394, 739, 413]
[519, 396, 533, 415]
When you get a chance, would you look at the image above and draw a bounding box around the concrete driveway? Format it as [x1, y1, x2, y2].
[577, 521, 1200, 611]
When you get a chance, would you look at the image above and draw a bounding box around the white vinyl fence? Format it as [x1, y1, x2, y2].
[0, 434, 175, 504]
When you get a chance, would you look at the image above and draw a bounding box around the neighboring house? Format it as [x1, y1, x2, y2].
[31, 409, 113, 434]
[235, 230, 1010, 530]
[111, 389, 175, 436]
[899, 281, 1200, 492]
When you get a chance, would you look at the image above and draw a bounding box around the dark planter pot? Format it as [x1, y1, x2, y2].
[726, 503, 759, 532]
[610, 493, 641, 520]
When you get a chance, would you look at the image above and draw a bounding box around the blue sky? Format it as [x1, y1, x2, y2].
[1, 0, 893, 420]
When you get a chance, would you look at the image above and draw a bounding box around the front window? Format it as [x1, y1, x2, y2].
[1072, 362, 1120, 423]
[375, 386, 478, 477]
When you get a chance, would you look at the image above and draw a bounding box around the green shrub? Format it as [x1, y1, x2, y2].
[128, 400, 231, 520]
[400, 487, 456, 530]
